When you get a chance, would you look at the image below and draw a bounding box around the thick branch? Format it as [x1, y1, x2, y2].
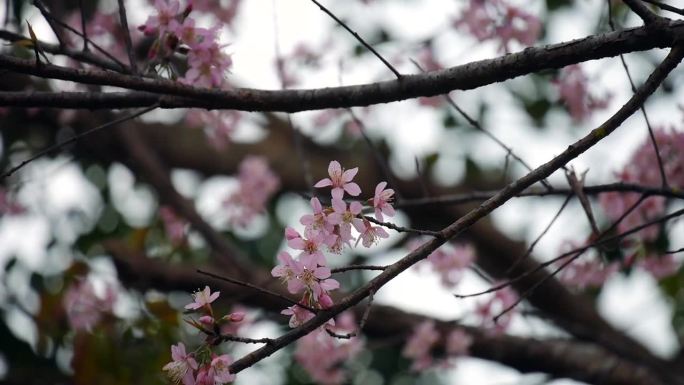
[0, 22, 683, 111]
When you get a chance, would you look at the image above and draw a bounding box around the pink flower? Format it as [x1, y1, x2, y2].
[194, 365, 214, 385]
[314, 161, 362, 200]
[327, 198, 364, 245]
[372, 182, 395, 222]
[224, 156, 280, 225]
[139, 0, 181, 36]
[300, 197, 334, 234]
[62, 279, 117, 331]
[353, 219, 389, 248]
[185, 286, 220, 310]
[271, 251, 305, 294]
[475, 286, 518, 333]
[637, 254, 681, 279]
[182, 42, 232, 88]
[415, 241, 476, 288]
[555, 65, 611, 122]
[299, 256, 340, 298]
[282, 304, 315, 328]
[210, 354, 235, 384]
[287, 228, 334, 266]
[294, 315, 363, 384]
[163, 343, 198, 385]
[402, 320, 439, 371]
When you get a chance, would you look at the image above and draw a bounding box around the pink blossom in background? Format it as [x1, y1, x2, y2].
[554, 64, 612, 123]
[294, 313, 363, 385]
[410, 239, 477, 288]
[453, 0, 541, 53]
[402, 320, 439, 371]
[159, 206, 187, 245]
[637, 254, 681, 279]
[185, 286, 220, 310]
[599, 128, 684, 242]
[224, 156, 280, 226]
[446, 328, 473, 356]
[140, 0, 182, 36]
[558, 256, 619, 289]
[314, 161, 362, 200]
[62, 279, 117, 332]
[0, 188, 24, 216]
[475, 285, 518, 334]
[163, 343, 198, 385]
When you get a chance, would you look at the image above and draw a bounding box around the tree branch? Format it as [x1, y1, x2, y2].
[1, 22, 683, 111]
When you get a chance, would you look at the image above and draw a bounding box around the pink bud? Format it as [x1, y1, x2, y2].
[198, 315, 214, 326]
[318, 293, 334, 308]
[228, 312, 245, 322]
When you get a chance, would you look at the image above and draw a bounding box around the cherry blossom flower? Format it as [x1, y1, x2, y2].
[453, 0, 541, 53]
[287, 228, 334, 266]
[637, 254, 681, 279]
[182, 42, 233, 88]
[210, 354, 235, 384]
[402, 320, 439, 371]
[294, 313, 363, 384]
[271, 251, 305, 294]
[62, 279, 117, 331]
[371, 182, 395, 222]
[298, 256, 340, 298]
[327, 198, 364, 244]
[475, 285, 519, 333]
[224, 156, 280, 225]
[419, 242, 476, 288]
[558, 256, 619, 289]
[163, 343, 198, 385]
[139, 0, 181, 36]
[353, 219, 389, 248]
[300, 197, 334, 234]
[314, 161, 362, 200]
[282, 304, 315, 328]
[446, 328, 472, 356]
[159, 206, 187, 245]
[185, 286, 220, 310]
[194, 365, 213, 385]
[554, 64, 611, 122]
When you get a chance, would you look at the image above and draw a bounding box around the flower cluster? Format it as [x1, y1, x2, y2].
[402, 320, 472, 371]
[163, 286, 244, 385]
[62, 279, 117, 332]
[223, 156, 280, 227]
[272, 161, 394, 322]
[453, 0, 541, 53]
[411, 239, 477, 288]
[186, 109, 242, 150]
[294, 312, 364, 384]
[554, 64, 612, 123]
[139, 0, 232, 88]
[600, 128, 684, 242]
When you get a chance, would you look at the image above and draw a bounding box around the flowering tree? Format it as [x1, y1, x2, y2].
[1, 0, 684, 384]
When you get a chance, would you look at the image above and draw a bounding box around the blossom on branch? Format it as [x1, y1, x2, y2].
[314, 161, 362, 200]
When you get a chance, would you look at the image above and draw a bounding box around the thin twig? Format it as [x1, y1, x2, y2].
[326, 290, 375, 339]
[197, 269, 318, 313]
[308, 0, 401, 79]
[348, 109, 404, 201]
[609, 0, 669, 188]
[455, 206, 684, 299]
[331, 264, 387, 274]
[411, 59, 553, 191]
[78, 0, 88, 51]
[32, 0, 66, 47]
[31, 0, 128, 72]
[666, 247, 684, 254]
[505, 194, 572, 275]
[219, 334, 274, 345]
[116, 0, 138, 75]
[0, 104, 158, 180]
[363, 215, 443, 237]
[623, 0, 665, 24]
